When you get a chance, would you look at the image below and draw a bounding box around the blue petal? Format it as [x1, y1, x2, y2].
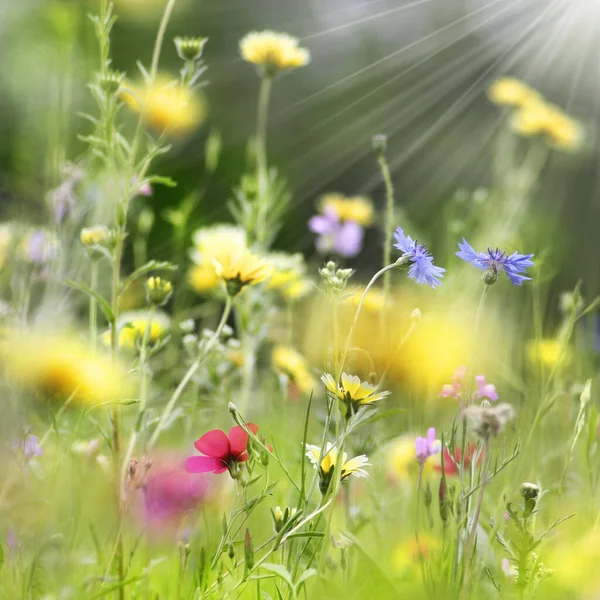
[393, 226, 415, 254]
[456, 238, 487, 268]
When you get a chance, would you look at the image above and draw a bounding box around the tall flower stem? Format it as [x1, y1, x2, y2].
[89, 260, 99, 351]
[254, 74, 273, 248]
[147, 296, 233, 450]
[376, 147, 395, 326]
[462, 436, 491, 589]
[109, 223, 125, 595]
[339, 262, 398, 374]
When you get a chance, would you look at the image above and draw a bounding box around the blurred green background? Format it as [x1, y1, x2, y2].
[0, 0, 597, 299]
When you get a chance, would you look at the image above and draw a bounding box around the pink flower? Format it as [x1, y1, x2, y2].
[415, 427, 441, 465]
[144, 460, 209, 529]
[185, 424, 259, 476]
[474, 375, 498, 402]
[439, 366, 467, 399]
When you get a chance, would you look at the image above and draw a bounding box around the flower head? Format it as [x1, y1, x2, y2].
[102, 310, 170, 349]
[435, 444, 479, 476]
[214, 251, 271, 296]
[12, 429, 43, 465]
[20, 229, 58, 265]
[121, 76, 206, 135]
[474, 375, 498, 402]
[1, 332, 128, 407]
[80, 226, 109, 248]
[322, 372, 390, 416]
[240, 31, 310, 75]
[415, 428, 441, 465]
[456, 238, 534, 286]
[439, 366, 467, 399]
[393, 226, 445, 288]
[309, 208, 364, 258]
[305, 442, 370, 494]
[320, 194, 374, 227]
[146, 276, 173, 307]
[488, 78, 540, 108]
[185, 424, 260, 479]
[272, 346, 316, 397]
[464, 403, 515, 439]
[266, 252, 312, 301]
[188, 225, 248, 294]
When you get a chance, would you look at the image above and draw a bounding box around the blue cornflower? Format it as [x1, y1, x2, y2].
[393, 226, 445, 288]
[456, 238, 534, 285]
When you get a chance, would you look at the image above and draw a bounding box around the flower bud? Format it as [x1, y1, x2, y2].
[174, 36, 208, 62]
[227, 541, 235, 560]
[80, 226, 109, 248]
[244, 528, 254, 571]
[146, 276, 173, 307]
[520, 482, 539, 502]
[482, 267, 498, 286]
[372, 134, 388, 153]
[424, 481, 432, 508]
[439, 477, 449, 523]
[411, 308, 422, 323]
[99, 70, 124, 94]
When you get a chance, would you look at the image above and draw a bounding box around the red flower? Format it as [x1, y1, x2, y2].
[435, 444, 479, 476]
[185, 424, 259, 475]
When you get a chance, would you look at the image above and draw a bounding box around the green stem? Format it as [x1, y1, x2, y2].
[254, 75, 273, 247]
[377, 150, 395, 324]
[339, 263, 398, 374]
[147, 296, 233, 449]
[89, 260, 99, 352]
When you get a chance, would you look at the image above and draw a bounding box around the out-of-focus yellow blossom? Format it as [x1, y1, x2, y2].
[343, 287, 386, 313]
[0, 224, 12, 270]
[215, 251, 271, 296]
[1, 332, 127, 406]
[320, 193, 374, 226]
[305, 442, 370, 481]
[146, 276, 173, 307]
[393, 535, 439, 572]
[188, 225, 247, 294]
[526, 338, 570, 369]
[80, 226, 109, 248]
[488, 77, 540, 108]
[102, 310, 170, 349]
[322, 372, 390, 410]
[386, 435, 435, 484]
[511, 100, 583, 151]
[121, 76, 206, 135]
[544, 533, 600, 595]
[272, 345, 316, 396]
[240, 31, 310, 74]
[266, 252, 312, 301]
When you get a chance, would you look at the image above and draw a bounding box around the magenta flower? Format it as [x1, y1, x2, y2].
[144, 461, 209, 528]
[308, 208, 363, 257]
[185, 424, 259, 476]
[415, 427, 441, 465]
[474, 375, 499, 402]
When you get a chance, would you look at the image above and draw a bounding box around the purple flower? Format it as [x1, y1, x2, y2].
[393, 226, 445, 288]
[308, 208, 363, 257]
[474, 375, 498, 402]
[456, 239, 534, 286]
[440, 367, 466, 400]
[11, 430, 43, 465]
[415, 427, 441, 465]
[23, 230, 58, 265]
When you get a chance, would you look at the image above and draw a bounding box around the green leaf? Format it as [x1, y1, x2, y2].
[120, 260, 178, 295]
[146, 175, 177, 188]
[64, 279, 115, 323]
[296, 568, 317, 586]
[284, 532, 324, 541]
[260, 564, 294, 590]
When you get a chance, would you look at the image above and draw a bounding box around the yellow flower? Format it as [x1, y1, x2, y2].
[488, 77, 540, 108]
[102, 310, 170, 349]
[393, 535, 439, 572]
[322, 372, 390, 411]
[188, 225, 247, 294]
[240, 31, 310, 74]
[271, 345, 316, 395]
[511, 101, 582, 151]
[320, 193, 374, 226]
[343, 287, 386, 313]
[527, 338, 570, 369]
[121, 76, 206, 135]
[146, 276, 173, 306]
[266, 252, 312, 301]
[80, 226, 109, 248]
[1, 332, 127, 406]
[214, 251, 271, 296]
[305, 442, 370, 490]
